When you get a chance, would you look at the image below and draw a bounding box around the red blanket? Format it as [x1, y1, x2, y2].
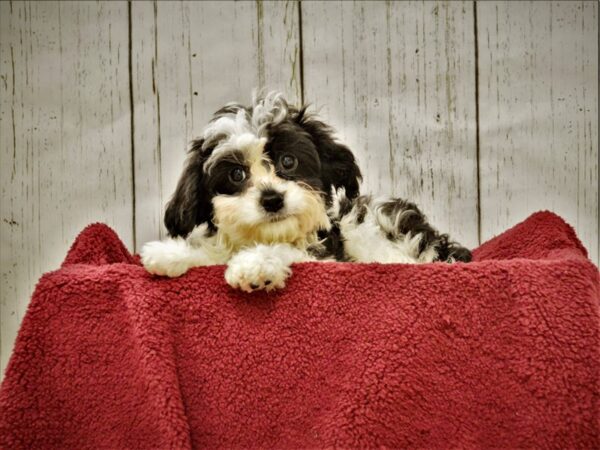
[1, 212, 598, 449]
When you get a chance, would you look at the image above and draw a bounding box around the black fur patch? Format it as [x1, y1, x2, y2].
[264, 122, 323, 193]
[294, 109, 362, 203]
[164, 139, 216, 237]
[312, 195, 368, 262]
[311, 226, 349, 261]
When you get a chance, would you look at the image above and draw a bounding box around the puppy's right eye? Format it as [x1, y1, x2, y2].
[229, 167, 246, 184]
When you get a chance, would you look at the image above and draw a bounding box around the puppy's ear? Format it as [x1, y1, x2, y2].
[164, 139, 213, 237]
[321, 140, 362, 199]
[296, 109, 362, 199]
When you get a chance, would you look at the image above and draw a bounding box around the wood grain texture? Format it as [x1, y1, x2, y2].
[0, 1, 133, 376]
[477, 1, 598, 264]
[132, 0, 301, 248]
[301, 1, 479, 249]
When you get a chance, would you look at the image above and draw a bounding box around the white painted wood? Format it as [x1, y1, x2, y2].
[301, 1, 479, 250]
[0, 1, 133, 377]
[477, 1, 598, 264]
[132, 0, 301, 248]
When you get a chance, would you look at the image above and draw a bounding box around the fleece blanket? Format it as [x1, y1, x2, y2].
[0, 211, 598, 449]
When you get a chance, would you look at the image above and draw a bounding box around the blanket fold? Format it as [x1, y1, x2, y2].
[1, 211, 598, 449]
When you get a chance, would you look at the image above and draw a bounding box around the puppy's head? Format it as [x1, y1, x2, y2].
[164, 92, 361, 248]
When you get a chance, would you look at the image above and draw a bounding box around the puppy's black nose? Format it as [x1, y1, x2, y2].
[260, 190, 284, 213]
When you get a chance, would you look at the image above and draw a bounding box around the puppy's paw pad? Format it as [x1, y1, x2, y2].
[225, 251, 290, 293]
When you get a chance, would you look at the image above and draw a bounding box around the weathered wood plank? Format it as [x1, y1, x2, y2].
[0, 1, 133, 376]
[301, 1, 479, 249]
[477, 1, 598, 264]
[132, 0, 301, 248]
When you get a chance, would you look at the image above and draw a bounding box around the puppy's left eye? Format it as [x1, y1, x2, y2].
[229, 167, 246, 184]
[279, 154, 298, 172]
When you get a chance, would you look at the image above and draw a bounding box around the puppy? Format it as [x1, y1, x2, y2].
[141, 92, 471, 292]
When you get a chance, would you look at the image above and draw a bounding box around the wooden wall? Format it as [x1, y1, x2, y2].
[1, 0, 597, 376]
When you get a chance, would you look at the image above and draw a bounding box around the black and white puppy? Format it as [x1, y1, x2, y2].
[141, 92, 471, 292]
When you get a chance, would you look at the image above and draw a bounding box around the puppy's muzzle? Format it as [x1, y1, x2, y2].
[260, 189, 284, 213]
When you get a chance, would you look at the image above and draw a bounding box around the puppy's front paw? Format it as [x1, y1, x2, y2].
[141, 240, 190, 278]
[225, 247, 291, 293]
[445, 243, 472, 263]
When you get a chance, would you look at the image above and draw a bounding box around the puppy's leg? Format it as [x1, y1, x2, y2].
[377, 198, 472, 263]
[141, 225, 223, 277]
[225, 244, 311, 293]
